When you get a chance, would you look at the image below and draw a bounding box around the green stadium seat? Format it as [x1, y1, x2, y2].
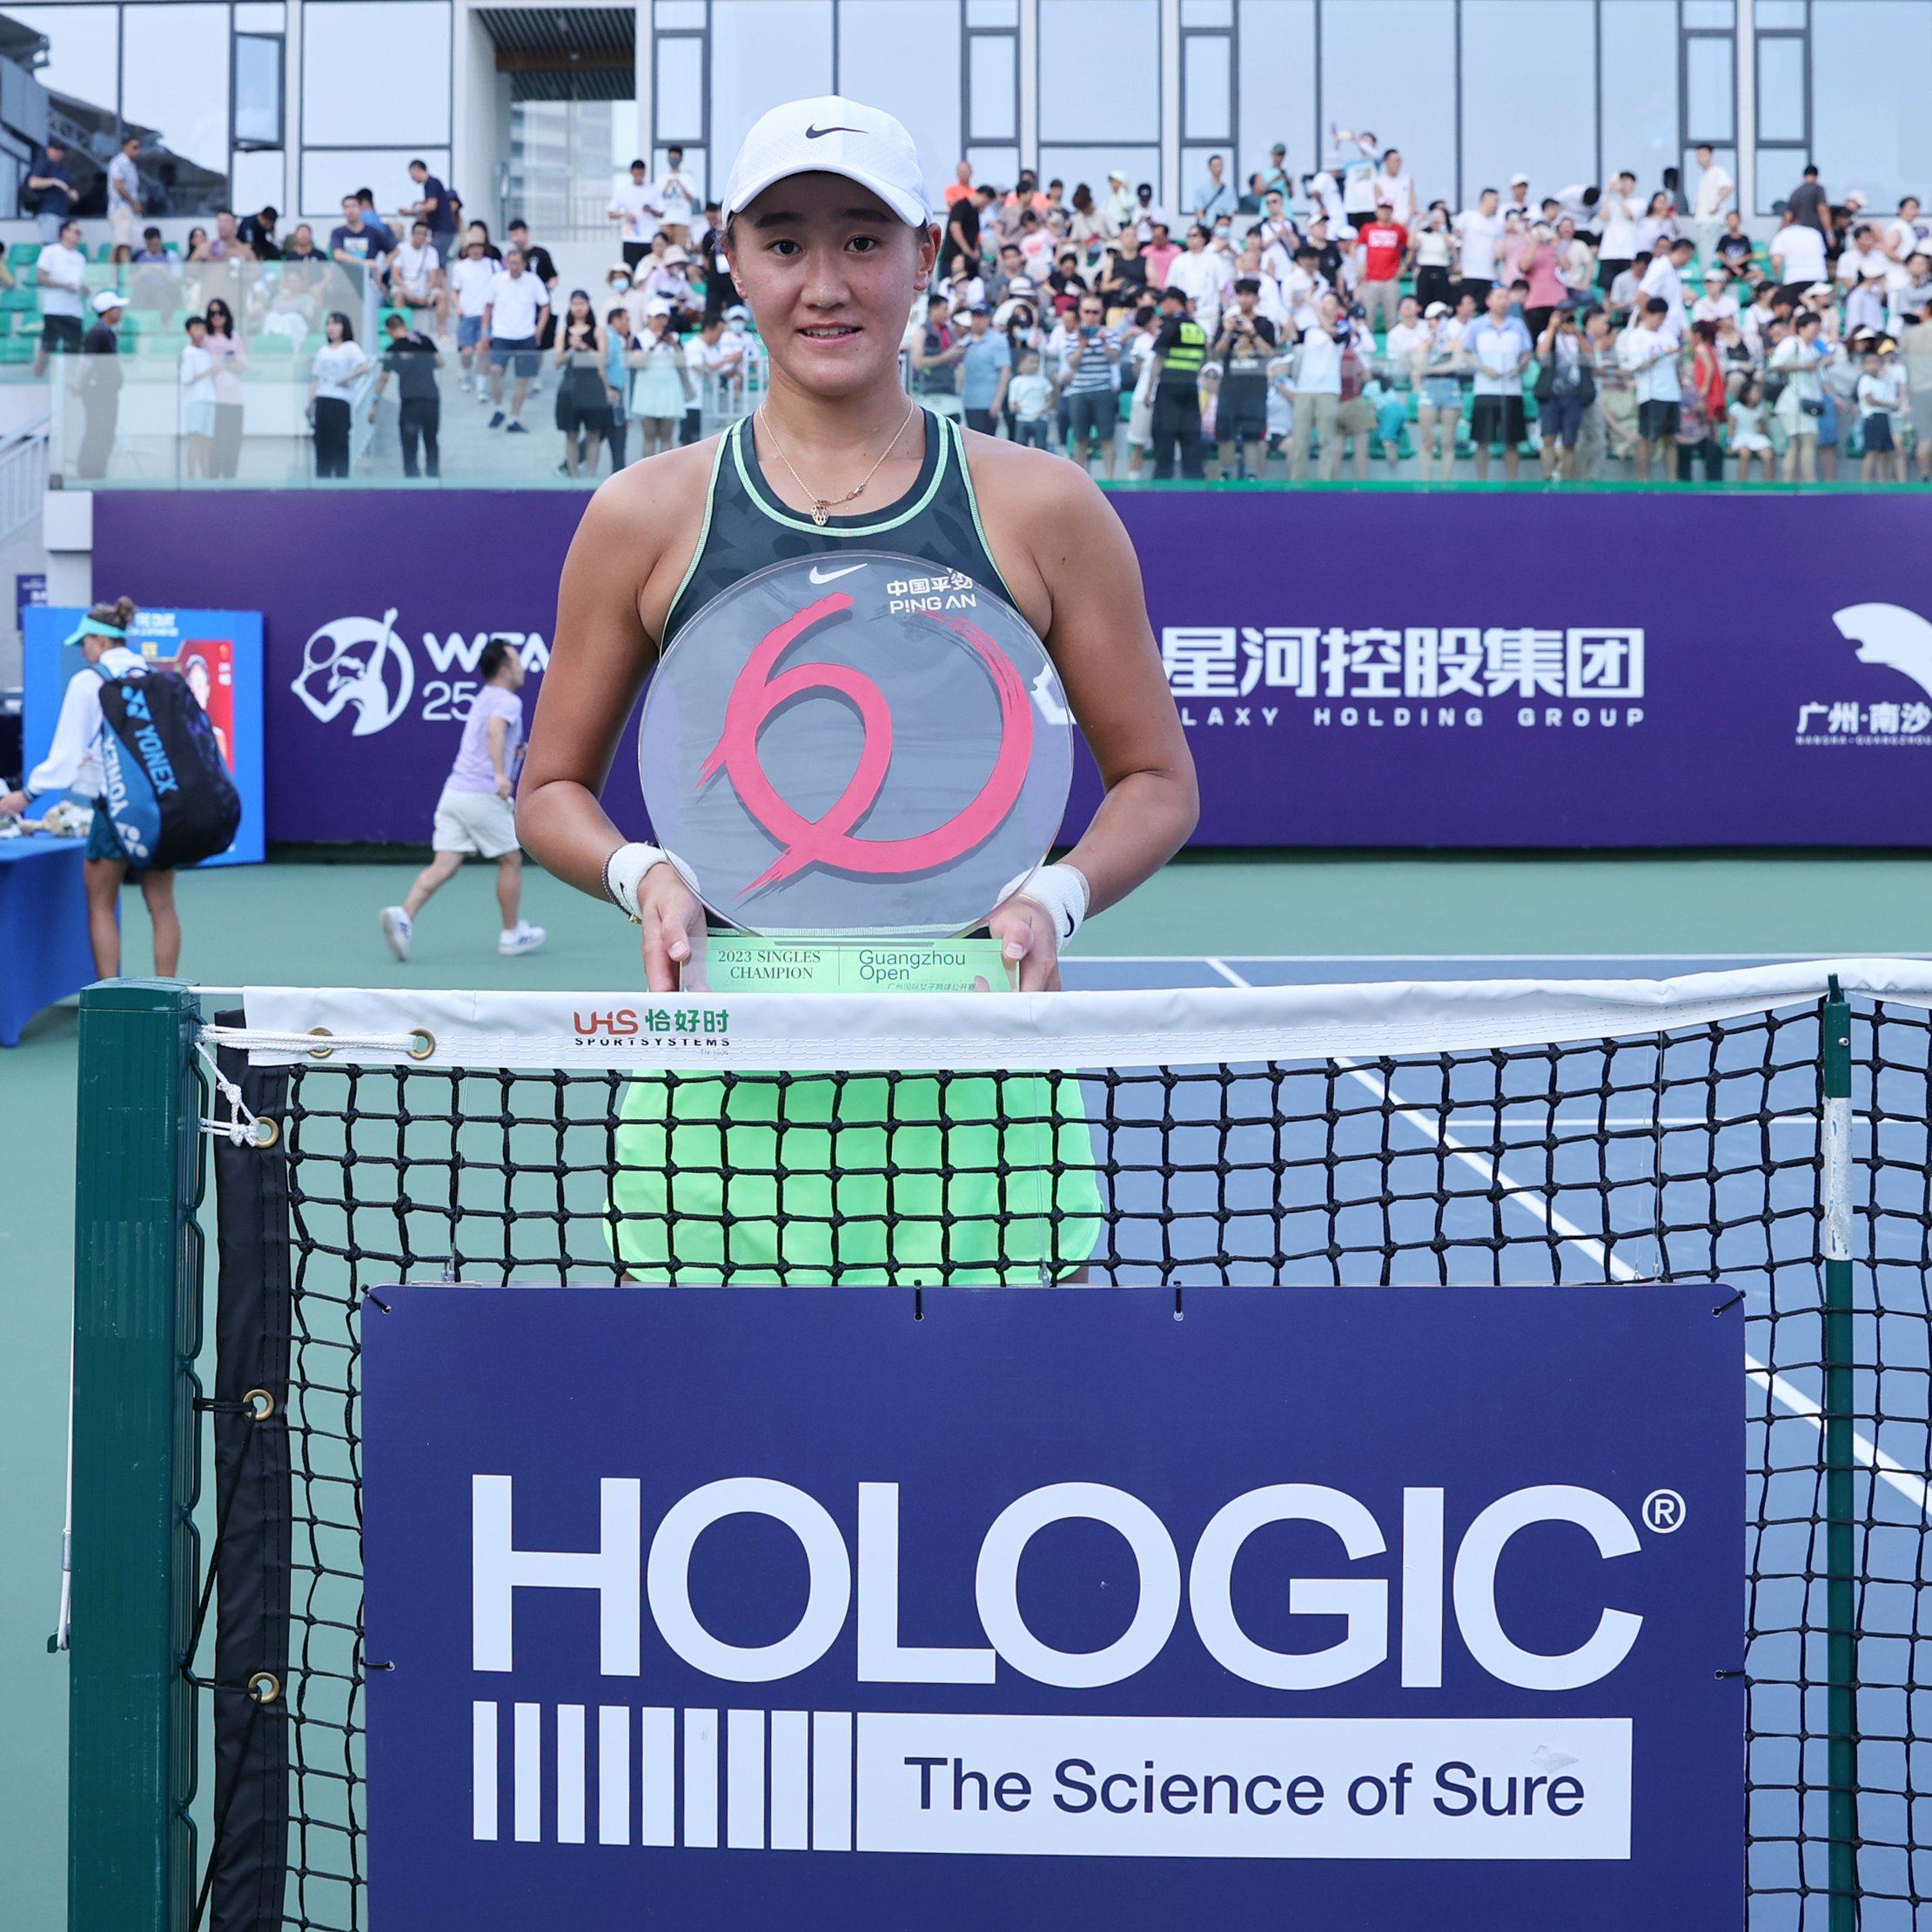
[0, 335, 34, 363]
[252, 334, 294, 357]
[6, 242, 37, 270]
[3, 285, 37, 312]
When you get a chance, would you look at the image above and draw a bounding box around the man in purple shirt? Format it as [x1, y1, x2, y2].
[379, 638, 546, 957]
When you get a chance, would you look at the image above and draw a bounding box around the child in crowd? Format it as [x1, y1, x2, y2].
[1726, 374, 1774, 483]
[1007, 348, 1054, 446]
[1857, 345, 1905, 480]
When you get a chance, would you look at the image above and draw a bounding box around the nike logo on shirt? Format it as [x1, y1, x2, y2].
[808, 562, 866, 583]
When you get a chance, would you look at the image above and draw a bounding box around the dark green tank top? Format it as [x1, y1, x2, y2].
[661, 407, 1015, 646]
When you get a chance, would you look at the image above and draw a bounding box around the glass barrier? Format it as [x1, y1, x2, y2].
[12, 251, 1928, 491]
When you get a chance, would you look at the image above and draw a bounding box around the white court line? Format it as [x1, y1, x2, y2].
[1205, 957, 1932, 1519]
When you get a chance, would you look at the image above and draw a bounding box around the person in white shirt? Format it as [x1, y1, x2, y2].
[1166, 225, 1232, 340]
[1306, 165, 1347, 232]
[1103, 170, 1137, 234]
[1287, 293, 1350, 480]
[1836, 225, 1902, 292]
[178, 312, 216, 478]
[1639, 236, 1695, 336]
[1856, 345, 1906, 480]
[1503, 171, 1533, 224]
[390, 219, 446, 335]
[448, 236, 499, 393]
[1453, 189, 1506, 303]
[482, 248, 550, 431]
[1770, 310, 1835, 480]
[1617, 296, 1682, 480]
[0, 599, 185, 978]
[106, 133, 142, 248]
[1770, 212, 1828, 290]
[1465, 284, 1534, 479]
[1690, 266, 1741, 332]
[33, 217, 86, 374]
[1595, 172, 1641, 287]
[1382, 294, 1429, 378]
[1885, 197, 1927, 265]
[1689, 144, 1734, 266]
[654, 146, 699, 246]
[1373, 148, 1417, 230]
[609, 158, 662, 268]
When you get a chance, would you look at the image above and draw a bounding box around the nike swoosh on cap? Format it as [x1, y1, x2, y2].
[808, 562, 866, 583]
[805, 124, 862, 139]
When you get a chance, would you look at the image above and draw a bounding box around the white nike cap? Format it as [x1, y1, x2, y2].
[721, 95, 933, 228]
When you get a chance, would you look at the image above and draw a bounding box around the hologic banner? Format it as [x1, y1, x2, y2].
[91, 488, 1932, 845]
[361, 1285, 1741, 1928]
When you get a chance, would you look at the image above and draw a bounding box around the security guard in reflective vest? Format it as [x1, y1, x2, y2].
[1149, 286, 1209, 480]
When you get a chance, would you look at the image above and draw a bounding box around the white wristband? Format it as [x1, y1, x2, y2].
[603, 841, 671, 922]
[1013, 862, 1092, 945]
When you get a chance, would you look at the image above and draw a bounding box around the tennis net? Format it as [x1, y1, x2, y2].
[65, 962, 1932, 1930]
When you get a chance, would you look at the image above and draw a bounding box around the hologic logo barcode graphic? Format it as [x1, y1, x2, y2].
[471, 1703, 851, 1851]
[468, 1701, 1633, 1860]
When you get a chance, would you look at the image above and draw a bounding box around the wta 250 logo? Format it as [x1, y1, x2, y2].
[291, 613, 551, 735]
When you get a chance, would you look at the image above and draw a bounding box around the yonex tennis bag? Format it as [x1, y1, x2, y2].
[97, 664, 242, 868]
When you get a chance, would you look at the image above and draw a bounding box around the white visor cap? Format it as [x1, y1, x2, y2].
[721, 95, 933, 229]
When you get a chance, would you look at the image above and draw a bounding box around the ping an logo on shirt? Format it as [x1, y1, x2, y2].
[1157, 626, 1646, 731]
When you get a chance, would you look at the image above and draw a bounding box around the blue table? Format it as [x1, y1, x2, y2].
[0, 835, 96, 1044]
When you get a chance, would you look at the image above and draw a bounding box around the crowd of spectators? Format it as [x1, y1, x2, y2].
[21, 127, 1932, 486]
[906, 138, 1932, 485]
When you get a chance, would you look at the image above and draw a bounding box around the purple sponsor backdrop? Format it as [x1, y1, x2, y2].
[95, 488, 1932, 847]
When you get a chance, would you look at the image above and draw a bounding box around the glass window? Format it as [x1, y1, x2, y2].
[1599, 0, 1677, 193]
[965, 144, 1020, 194]
[839, 1, 960, 203]
[1755, 34, 1806, 144]
[1459, 0, 1594, 216]
[302, 147, 447, 226]
[1811, 0, 1932, 212]
[711, 1, 833, 174]
[1039, 144, 1158, 211]
[4, 6, 117, 116]
[235, 34, 285, 150]
[303, 2, 451, 146]
[1683, 0, 1733, 24]
[122, 4, 230, 211]
[229, 149, 284, 220]
[968, 32, 1016, 143]
[655, 35, 706, 144]
[1320, 0, 1453, 209]
[1683, 35, 1734, 143]
[1238, 0, 1313, 183]
[1755, 146, 1807, 217]
[1040, 0, 1158, 144]
[967, 0, 1019, 23]
[1757, 0, 1807, 24]
[235, 3, 286, 29]
[658, 1, 706, 24]
[1183, 32, 1232, 140]
[1184, 0, 1234, 23]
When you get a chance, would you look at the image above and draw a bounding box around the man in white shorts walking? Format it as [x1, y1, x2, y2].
[380, 638, 546, 959]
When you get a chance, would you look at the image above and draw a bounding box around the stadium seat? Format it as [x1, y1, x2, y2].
[6, 242, 37, 270]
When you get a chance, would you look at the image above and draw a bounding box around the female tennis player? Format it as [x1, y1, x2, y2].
[519, 96, 1196, 1282]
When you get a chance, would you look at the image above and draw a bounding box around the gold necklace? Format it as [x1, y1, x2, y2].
[758, 402, 918, 526]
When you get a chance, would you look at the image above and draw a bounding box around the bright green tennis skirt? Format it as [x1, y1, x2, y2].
[610, 1069, 1104, 1284]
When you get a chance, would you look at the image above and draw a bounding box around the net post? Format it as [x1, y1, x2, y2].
[1820, 974, 1857, 1929]
[68, 980, 204, 1932]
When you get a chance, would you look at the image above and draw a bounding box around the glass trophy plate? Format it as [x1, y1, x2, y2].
[638, 550, 1074, 992]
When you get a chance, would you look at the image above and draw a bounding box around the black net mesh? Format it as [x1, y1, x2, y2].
[202, 991, 1932, 1929]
